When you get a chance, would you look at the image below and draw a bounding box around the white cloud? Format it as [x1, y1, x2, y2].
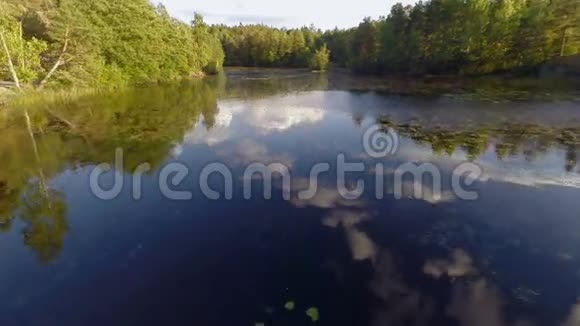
[447, 279, 507, 326]
[183, 103, 242, 146]
[322, 209, 370, 228]
[563, 301, 580, 326]
[369, 250, 435, 326]
[387, 179, 458, 205]
[247, 105, 325, 135]
[214, 138, 294, 169]
[183, 99, 325, 146]
[393, 145, 580, 190]
[290, 185, 365, 209]
[322, 209, 377, 261]
[423, 249, 476, 279]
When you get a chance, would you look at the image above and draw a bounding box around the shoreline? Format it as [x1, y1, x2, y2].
[2, 66, 579, 111]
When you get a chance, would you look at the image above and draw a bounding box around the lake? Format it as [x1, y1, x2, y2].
[1, 69, 580, 325]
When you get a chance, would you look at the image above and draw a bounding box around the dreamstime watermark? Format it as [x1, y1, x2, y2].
[89, 125, 483, 202]
[363, 125, 399, 158]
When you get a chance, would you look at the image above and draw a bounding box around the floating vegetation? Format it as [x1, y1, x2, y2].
[284, 301, 295, 311]
[306, 307, 320, 322]
[378, 116, 580, 170]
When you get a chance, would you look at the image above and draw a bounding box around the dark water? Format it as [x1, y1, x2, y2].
[2, 69, 580, 325]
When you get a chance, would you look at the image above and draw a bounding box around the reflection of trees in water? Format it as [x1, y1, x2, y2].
[0, 80, 222, 262]
[0, 125, 69, 262]
[565, 146, 578, 172]
[221, 69, 329, 100]
[378, 116, 580, 171]
[39, 80, 221, 171]
[0, 180, 19, 232]
[219, 70, 580, 102]
[0, 179, 67, 263]
[20, 184, 68, 263]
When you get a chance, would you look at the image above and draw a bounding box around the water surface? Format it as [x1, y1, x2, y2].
[1, 70, 580, 325]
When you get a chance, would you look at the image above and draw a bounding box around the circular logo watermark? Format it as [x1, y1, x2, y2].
[363, 125, 400, 158]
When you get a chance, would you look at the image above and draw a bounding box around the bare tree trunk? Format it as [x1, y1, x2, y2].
[24, 108, 50, 201]
[38, 61, 62, 89]
[18, 21, 25, 70]
[24, 109, 40, 163]
[0, 29, 21, 89]
[38, 28, 69, 89]
[560, 27, 569, 57]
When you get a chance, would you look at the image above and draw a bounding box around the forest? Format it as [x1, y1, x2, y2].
[0, 0, 224, 90]
[211, 24, 330, 70]
[214, 0, 579, 74]
[330, 0, 580, 74]
[0, 0, 579, 92]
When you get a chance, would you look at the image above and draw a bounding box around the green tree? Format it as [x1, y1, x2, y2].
[0, 1, 48, 86]
[348, 18, 380, 73]
[192, 13, 225, 74]
[309, 44, 330, 71]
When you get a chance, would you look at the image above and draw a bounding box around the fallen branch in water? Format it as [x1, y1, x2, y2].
[43, 107, 76, 130]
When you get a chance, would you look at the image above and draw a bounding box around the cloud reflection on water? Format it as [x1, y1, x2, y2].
[184, 97, 326, 146]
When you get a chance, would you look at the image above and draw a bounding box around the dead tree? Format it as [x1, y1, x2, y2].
[0, 28, 21, 89]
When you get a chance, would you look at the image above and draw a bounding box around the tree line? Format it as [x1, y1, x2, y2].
[211, 24, 330, 70]
[1, 0, 579, 92]
[205, 0, 579, 75]
[327, 0, 579, 74]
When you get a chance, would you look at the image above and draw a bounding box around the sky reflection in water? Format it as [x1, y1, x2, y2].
[1, 70, 580, 325]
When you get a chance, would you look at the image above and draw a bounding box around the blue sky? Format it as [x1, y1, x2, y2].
[158, 0, 418, 30]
